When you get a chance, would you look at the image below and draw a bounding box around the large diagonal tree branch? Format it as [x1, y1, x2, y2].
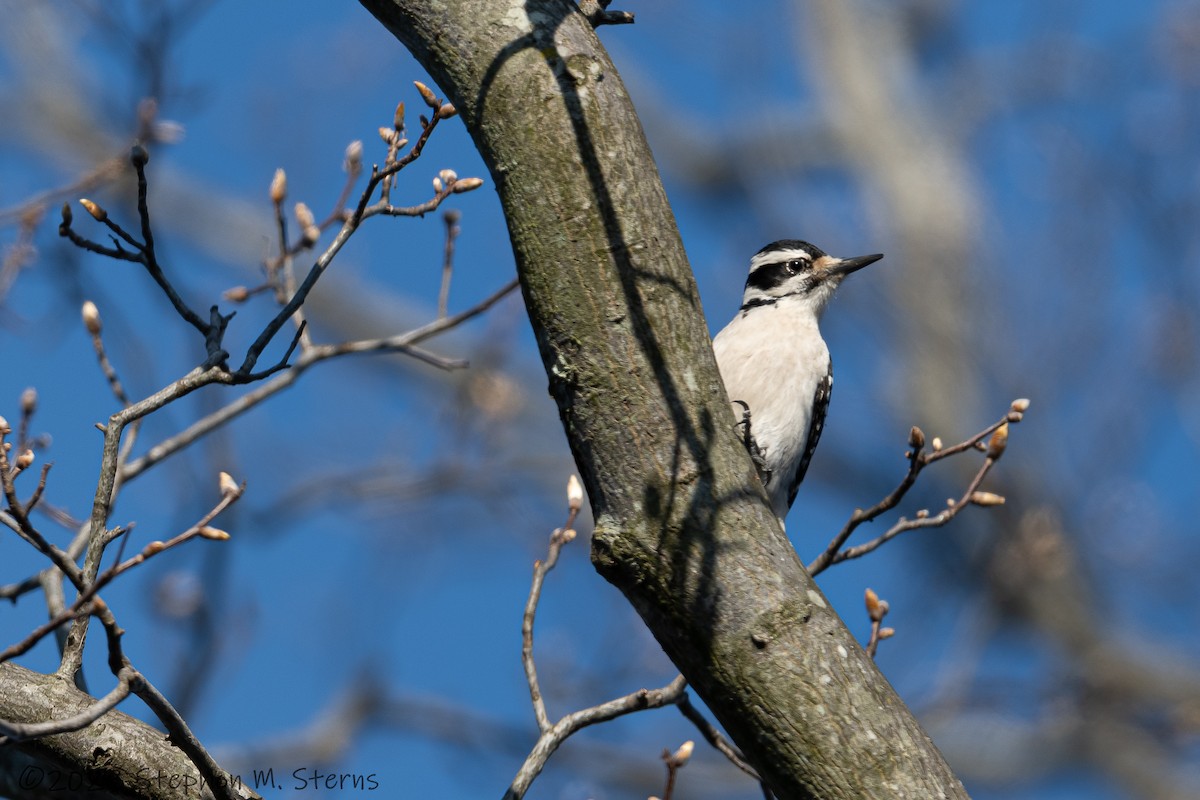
[359, 1, 969, 797]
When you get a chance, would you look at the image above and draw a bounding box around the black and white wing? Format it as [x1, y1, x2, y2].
[786, 361, 833, 511]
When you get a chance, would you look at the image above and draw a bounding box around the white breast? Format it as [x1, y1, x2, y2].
[712, 301, 830, 522]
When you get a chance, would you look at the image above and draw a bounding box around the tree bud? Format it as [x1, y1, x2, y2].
[223, 286, 250, 303]
[344, 140, 363, 172]
[986, 423, 1008, 461]
[82, 301, 102, 334]
[270, 168, 287, 204]
[452, 177, 484, 193]
[414, 80, 440, 109]
[80, 198, 107, 222]
[970, 491, 1006, 507]
[567, 474, 583, 512]
[908, 425, 925, 450]
[670, 740, 694, 766]
[198, 526, 231, 541]
[218, 471, 241, 498]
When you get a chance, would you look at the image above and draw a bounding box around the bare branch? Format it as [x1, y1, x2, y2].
[0, 667, 132, 742]
[674, 692, 761, 782]
[521, 517, 579, 733]
[808, 401, 1026, 575]
[506, 475, 693, 799]
[437, 209, 461, 318]
[129, 671, 241, 800]
[504, 675, 688, 800]
[119, 277, 517, 484]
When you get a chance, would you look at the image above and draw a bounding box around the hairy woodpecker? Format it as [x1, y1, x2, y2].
[712, 240, 883, 526]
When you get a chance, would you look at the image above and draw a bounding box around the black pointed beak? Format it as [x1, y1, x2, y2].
[827, 253, 884, 278]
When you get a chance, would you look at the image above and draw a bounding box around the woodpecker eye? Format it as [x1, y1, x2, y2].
[745, 255, 815, 292]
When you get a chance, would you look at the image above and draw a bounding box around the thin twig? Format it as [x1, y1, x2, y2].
[437, 210, 461, 319]
[522, 513, 578, 733]
[4, 482, 236, 667]
[0, 667, 132, 743]
[237, 95, 455, 377]
[863, 588, 892, 660]
[0, 439, 85, 591]
[63, 396, 239, 679]
[504, 675, 688, 800]
[129, 671, 242, 800]
[12, 477, 235, 668]
[118, 277, 516, 484]
[675, 692, 760, 780]
[807, 404, 1022, 576]
[826, 455, 996, 568]
[131, 151, 209, 337]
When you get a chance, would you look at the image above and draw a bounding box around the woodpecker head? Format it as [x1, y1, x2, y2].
[740, 240, 883, 314]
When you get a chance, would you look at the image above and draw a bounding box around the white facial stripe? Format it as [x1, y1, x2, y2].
[748, 249, 813, 273]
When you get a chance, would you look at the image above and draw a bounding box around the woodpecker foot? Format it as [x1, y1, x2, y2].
[732, 400, 772, 484]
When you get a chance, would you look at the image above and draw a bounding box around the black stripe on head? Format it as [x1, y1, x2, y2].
[745, 260, 806, 292]
[745, 241, 828, 293]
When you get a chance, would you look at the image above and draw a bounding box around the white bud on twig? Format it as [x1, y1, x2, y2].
[567, 474, 584, 512]
[970, 491, 1006, 507]
[218, 471, 241, 498]
[670, 740, 694, 766]
[15, 449, 34, 470]
[79, 198, 107, 222]
[82, 301, 102, 335]
[344, 140, 363, 172]
[1011, 398, 1030, 413]
[452, 177, 484, 193]
[432, 177, 443, 193]
[198, 526, 231, 541]
[21, 388, 37, 415]
[270, 169, 287, 204]
[294, 203, 320, 244]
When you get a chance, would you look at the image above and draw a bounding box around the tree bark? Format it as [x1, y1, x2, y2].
[359, 1, 970, 798]
[0, 663, 257, 800]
